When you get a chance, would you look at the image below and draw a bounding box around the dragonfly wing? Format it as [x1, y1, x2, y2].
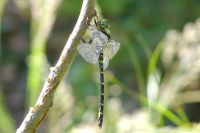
[77, 43, 100, 64]
[103, 50, 109, 70]
[89, 26, 108, 47]
[106, 40, 120, 59]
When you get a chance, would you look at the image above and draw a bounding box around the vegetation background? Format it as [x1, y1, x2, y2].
[1, 0, 200, 132]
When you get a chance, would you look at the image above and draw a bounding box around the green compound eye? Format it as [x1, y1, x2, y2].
[99, 20, 110, 29]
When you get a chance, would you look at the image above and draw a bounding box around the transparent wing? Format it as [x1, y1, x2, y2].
[89, 26, 108, 48]
[106, 39, 120, 59]
[77, 43, 101, 64]
[103, 50, 109, 70]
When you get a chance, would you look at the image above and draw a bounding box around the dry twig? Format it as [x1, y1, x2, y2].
[16, 0, 95, 132]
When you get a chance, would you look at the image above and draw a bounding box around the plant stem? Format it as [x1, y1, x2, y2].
[16, 0, 96, 132]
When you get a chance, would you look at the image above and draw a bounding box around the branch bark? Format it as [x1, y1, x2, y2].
[16, 0, 96, 132]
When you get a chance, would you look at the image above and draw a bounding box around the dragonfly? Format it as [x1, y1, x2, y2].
[77, 15, 120, 128]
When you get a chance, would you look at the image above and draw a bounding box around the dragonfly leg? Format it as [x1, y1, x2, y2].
[81, 38, 92, 44]
[86, 17, 92, 26]
[81, 38, 87, 43]
[89, 38, 92, 43]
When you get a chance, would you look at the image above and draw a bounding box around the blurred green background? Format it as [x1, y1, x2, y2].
[1, 0, 200, 132]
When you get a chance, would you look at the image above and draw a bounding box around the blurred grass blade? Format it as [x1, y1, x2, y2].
[0, 92, 15, 133]
[0, 1, 15, 132]
[107, 71, 184, 126]
[123, 37, 145, 105]
[0, 0, 6, 59]
[146, 40, 165, 125]
[135, 34, 152, 59]
[147, 41, 163, 76]
[147, 70, 160, 104]
[27, 0, 62, 106]
[0, 0, 6, 16]
[149, 101, 184, 126]
[176, 106, 190, 125]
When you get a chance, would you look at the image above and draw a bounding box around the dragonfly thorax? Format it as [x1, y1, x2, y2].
[95, 19, 111, 39]
[78, 17, 120, 69]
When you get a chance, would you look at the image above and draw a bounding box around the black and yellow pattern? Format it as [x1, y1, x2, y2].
[98, 51, 104, 128]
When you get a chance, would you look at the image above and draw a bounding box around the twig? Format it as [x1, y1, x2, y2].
[16, 0, 95, 132]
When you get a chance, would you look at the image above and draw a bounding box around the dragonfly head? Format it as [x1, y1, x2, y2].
[96, 19, 110, 30]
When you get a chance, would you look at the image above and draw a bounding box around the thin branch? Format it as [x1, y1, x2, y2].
[16, 0, 96, 132]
